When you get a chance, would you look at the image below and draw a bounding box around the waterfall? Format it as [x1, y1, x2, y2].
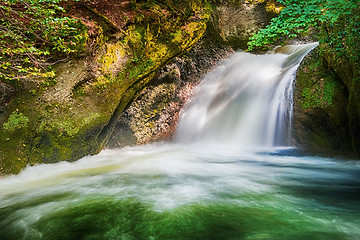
[174, 43, 318, 149]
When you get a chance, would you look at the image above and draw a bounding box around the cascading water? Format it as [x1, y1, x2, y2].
[0, 43, 360, 240]
[175, 42, 319, 149]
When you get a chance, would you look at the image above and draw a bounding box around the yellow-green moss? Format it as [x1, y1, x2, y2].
[3, 111, 29, 132]
[98, 43, 127, 77]
[37, 111, 102, 138]
[300, 79, 336, 109]
[173, 22, 208, 49]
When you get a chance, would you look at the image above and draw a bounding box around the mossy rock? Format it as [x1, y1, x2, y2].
[292, 5, 360, 153]
[0, 1, 211, 175]
[293, 48, 351, 152]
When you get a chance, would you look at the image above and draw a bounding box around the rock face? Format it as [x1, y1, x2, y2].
[293, 49, 352, 152]
[108, 1, 360, 154]
[0, 0, 211, 175]
[293, 6, 360, 153]
[208, 0, 272, 49]
[6, 0, 358, 175]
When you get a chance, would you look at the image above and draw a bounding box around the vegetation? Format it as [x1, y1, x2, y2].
[3, 111, 29, 132]
[296, 53, 338, 110]
[248, 0, 359, 50]
[1, 0, 358, 173]
[0, 0, 87, 87]
[320, 5, 360, 76]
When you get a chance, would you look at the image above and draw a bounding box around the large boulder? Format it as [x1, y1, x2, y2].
[293, 48, 351, 152]
[293, 6, 360, 153]
[207, 0, 274, 49]
[107, 35, 234, 148]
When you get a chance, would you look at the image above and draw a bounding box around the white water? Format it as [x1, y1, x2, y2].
[175, 42, 318, 149]
[1, 43, 360, 239]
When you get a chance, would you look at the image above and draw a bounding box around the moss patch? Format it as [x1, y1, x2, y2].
[299, 76, 336, 110]
[3, 111, 29, 132]
[296, 49, 344, 115]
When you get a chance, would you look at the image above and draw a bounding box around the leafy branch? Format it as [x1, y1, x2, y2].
[247, 0, 359, 50]
[0, 0, 87, 87]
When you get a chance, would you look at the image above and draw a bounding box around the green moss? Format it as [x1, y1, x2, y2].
[3, 111, 29, 132]
[0, 134, 28, 175]
[320, 7, 360, 79]
[300, 79, 336, 109]
[309, 131, 331, 149]
[323, 80, 336, 105]
[0, 107, 32, 174]
[97, 43, 127, 79]
[296, 50, 339, 110]
[317, 7, 360, 151]
[294, 45, 353, 151]
[37, 112, 102, 138]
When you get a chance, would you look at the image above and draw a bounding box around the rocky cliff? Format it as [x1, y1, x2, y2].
[0, 0, 211, 175]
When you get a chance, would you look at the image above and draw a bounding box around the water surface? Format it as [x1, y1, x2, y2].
[0, 145, 359, 239]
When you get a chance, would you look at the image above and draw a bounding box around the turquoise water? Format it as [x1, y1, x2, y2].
[0, 145, 359, 240]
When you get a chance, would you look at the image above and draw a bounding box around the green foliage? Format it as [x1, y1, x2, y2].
[248, 0, 359, 50]
[0, 0, 87, 86]
[320, 6, 360, 71]
[0, 0, 211, 174]
[3, 111, 29, 132]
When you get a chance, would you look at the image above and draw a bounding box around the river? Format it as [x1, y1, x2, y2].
[0, 43, 359, 240]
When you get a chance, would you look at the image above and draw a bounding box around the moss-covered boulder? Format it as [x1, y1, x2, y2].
[293, 6, 360, 153]
[0, 0, 211, 175]
[293, 48, 351, 151]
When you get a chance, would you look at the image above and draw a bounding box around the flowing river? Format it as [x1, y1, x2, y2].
[0, 43, 359, 240]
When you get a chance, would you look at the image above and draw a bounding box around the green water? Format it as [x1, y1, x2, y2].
[0, 145, 359, 240]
